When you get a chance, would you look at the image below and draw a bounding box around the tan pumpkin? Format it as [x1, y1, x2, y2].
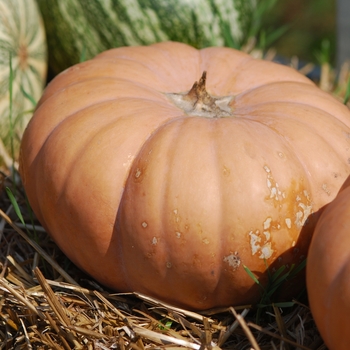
[307, 176, 350, 349]
[19, 42, 350, 310]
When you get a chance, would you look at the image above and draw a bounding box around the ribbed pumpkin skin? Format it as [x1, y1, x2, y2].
[307, 176, 350, 350]
[36, 0, 255, 73]
[0, 0, 47, 163]
[19, 42, 350, 310]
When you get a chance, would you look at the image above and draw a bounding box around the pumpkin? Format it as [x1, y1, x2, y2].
[36, 0, 255, 74]
[19, 42, 350, 310]
[306, 175, 350, 349]
[0, 0, 47, 165]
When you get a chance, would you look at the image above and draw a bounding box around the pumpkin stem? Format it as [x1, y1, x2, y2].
[185, 71, 217, 109]
[166, 71, 233, 118]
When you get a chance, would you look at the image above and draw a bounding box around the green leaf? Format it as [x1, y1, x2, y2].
[6, 187, 25, 225]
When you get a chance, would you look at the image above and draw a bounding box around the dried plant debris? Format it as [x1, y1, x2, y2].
[0, 171, 326, 350]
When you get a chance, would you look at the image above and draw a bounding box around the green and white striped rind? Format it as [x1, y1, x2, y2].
[0, 0, 47, 163]
[36, 0, 256, 74]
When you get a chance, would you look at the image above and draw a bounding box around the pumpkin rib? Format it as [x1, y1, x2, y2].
[95, 42, 202, 78]
[117, 117, 239, 307]
[38, 76, 172, 115]
[40, 59, 181, 103]
[239, 102, 350, 157]
[29, 100, 189, 265]
[235, 101, 350, 159]
[117, 118, 312, 307]
[92, 44, 202, 91]
[31, 92, 183, 155]
[211, 127, 243, 299]
[202, 53, 312, 96]
[244, 106, 350, 200]
[236, 92, 350, 128]
[50, 76, 173, 97]
[43, 96, 184, 167]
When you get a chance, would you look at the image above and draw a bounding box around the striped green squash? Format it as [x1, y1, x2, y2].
[36, 0, 256, 74]
[0, 0, 47, 167]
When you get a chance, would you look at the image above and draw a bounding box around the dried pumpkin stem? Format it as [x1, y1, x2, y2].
[185, 71, 217, 109]
[166, 71, 233, 118]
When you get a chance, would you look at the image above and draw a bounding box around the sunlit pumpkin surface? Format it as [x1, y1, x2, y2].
[19, 42, 350, 310]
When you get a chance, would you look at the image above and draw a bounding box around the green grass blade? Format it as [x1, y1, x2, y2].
[273, 301, 295, 308]
[270, 265, 287, 282]
[20, 86, 37, 107]
[6, 187, 25, 226]
[288, 259, 307, 278]
[314, 39, 331, 65]
[80, 45, 87, 62]
[243, 264, 260, 285]
[8, 53, 15, 172]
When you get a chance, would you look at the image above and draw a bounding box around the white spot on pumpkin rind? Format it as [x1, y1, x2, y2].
[249, 231, 261, 256]
[295, 201, 313, 227]
[141, 221, 148, 228]
[270, 186, 277, 199]
[152, 237, 158, 245]
[223, 252, 241, 270]
[259, 243, 273, 259]
[123, 154, 135, 168]
[322, 183, 331, 196]
[278, 152, 286, 160]
[173, 209, 180, 222]
[264, 165, 282, 200]
[295, 211, 303, 226]
[263, 217, 272, 230]
[303, 190, 310, 200]
[135, 168, 142, 178]
[175, 232, 181, 238]
[263, 231, 271, 241]
[285, 218, 292, 229]
[249, 229, 274, 260]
